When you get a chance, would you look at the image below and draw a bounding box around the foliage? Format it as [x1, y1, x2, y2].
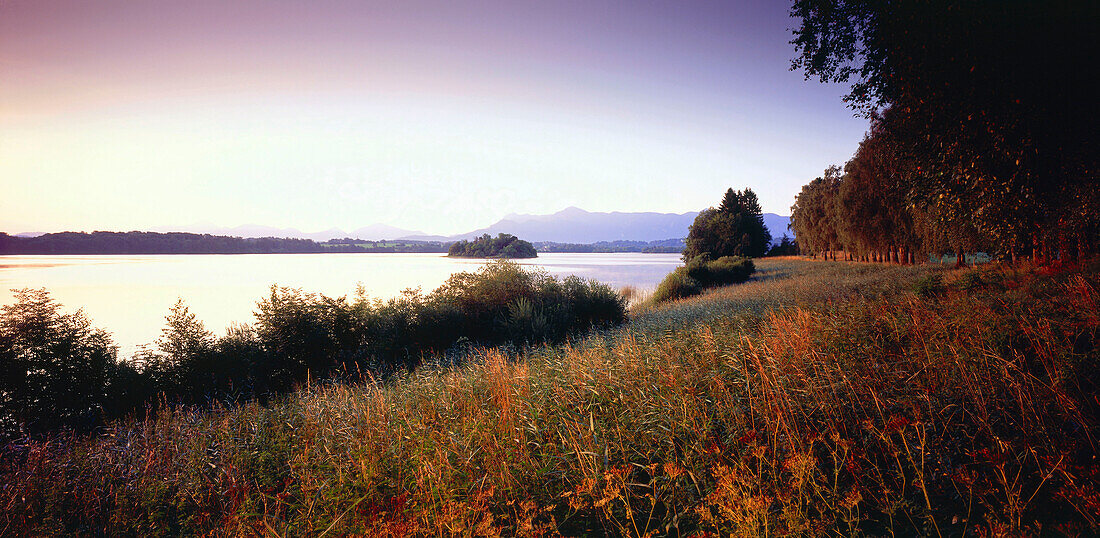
[650, 256, 755, 304]
[4, 259, 1097, 535]
[683, 188, 772, 261]
[0, 289, 131, 440]
[447, 233, 537, 259]
[789, 0, 1099, 260]
[0, 262, 626, 437]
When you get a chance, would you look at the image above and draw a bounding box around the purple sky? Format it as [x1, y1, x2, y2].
[0, 0, 868, 235]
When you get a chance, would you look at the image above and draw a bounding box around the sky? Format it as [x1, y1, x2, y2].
[0, 0, 869, 236]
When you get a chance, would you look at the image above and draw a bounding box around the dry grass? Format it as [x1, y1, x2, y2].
[2, 259, 1097, 536]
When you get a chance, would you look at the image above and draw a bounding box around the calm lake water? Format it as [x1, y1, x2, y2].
[0, 253, 681, 355]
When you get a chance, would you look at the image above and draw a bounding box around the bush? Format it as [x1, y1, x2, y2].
[0, 289, 139, 440]
[651, 256, 755, 303]
[0, 262, 628, 434]
[913, 273, 945, 297]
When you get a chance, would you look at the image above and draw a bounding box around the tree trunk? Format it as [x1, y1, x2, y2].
[955, 248, 966, 268]
[903, 245, 911, 265]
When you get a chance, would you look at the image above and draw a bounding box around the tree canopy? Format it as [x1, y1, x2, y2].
[789, 0, 1099, 261]
[683, 188, 772, 261]
[447, 233, 538, 259]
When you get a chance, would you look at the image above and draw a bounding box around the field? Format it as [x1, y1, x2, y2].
[3, 258, 1097, 536]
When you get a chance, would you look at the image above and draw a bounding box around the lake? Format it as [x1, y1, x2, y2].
[0, 252, 682, 355]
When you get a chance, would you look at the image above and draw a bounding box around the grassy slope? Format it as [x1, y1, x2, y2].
[3, 259, 1098, 536]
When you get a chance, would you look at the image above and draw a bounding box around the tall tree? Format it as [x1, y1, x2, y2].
[684, 188, 772, 260]
[791, 0, 1100, 259]
[0, 289, 119, 438]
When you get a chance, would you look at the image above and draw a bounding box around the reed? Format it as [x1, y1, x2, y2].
[3, 258, 1097, 536]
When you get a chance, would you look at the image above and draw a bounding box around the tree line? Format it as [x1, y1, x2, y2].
[534, 238, 684, 254]
[787, 1, 1098, 264]
[0, 232, 454, 255]
[0, 262, 625, 441]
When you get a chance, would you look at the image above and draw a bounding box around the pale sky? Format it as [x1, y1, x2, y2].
[0, 0, 868, 236]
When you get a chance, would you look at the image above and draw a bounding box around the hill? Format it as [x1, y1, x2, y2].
[150, 223, 427, 242]
[763, 213, 792, 241]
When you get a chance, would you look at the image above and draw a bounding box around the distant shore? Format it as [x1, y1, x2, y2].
[0, 231, 685, 255]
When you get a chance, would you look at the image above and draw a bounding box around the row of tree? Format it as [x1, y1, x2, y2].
[0, 232, 456, 255]
[787, 1, 1098, 263]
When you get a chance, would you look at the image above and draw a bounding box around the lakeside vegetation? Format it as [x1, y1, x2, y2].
[1, 1, 1096, 535]
[448, 233, 538, 259]
[644, 188, 766, 305]
[0, 261, 624, 440]
[3, 258, 1096, 535]
[649, 255, 755, 304]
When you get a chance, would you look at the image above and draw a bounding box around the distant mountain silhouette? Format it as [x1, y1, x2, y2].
[403, 207, 792, 245]
[763, 213, 792, 243]
[139, 208, 792, 245]
[151, 223, 426, 241]
[437, 207, 698, 244]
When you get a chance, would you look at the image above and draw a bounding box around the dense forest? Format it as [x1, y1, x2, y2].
[0, 232, 452, 255]
[787, 1, 1098, 264]
[447, 233, 537, 258]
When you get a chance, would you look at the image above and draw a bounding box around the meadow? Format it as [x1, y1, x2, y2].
[2, 258, 1097, 536]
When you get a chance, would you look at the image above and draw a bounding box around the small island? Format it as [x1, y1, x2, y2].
[447, 233, 537, 258]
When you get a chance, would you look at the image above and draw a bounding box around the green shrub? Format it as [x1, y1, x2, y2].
[652, 256, 755, 304]
[651, 268, 700, 303]
[913, 273, 945, 297]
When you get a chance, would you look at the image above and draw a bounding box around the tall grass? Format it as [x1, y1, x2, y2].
[2, 259, 1097, 536]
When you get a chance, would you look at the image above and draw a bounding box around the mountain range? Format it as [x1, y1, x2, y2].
[25, 208, 792, 245]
